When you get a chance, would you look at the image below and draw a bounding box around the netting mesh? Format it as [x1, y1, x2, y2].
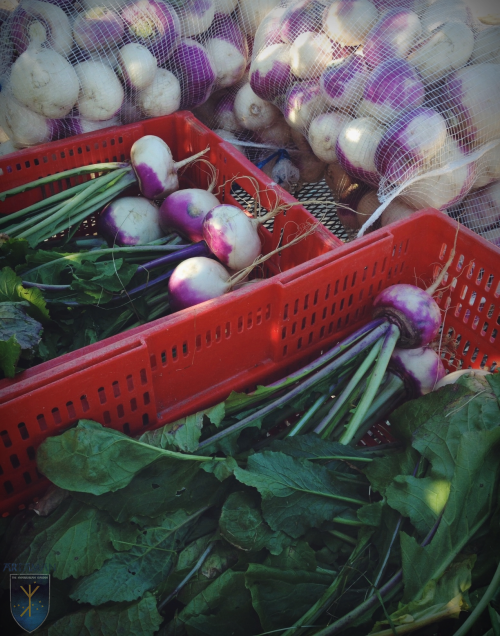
[0, 0, 499, 242]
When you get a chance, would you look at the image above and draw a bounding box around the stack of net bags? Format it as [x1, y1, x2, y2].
[0, 0, 499, 243]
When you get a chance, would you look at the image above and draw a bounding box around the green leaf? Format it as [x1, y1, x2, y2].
[364, 446, 419, 495]
[0, 237, 30, 269]
[1, 498, 139, 583]
[263, 540, 318, 571]
[0, 334, 22, 378]
[37, 592, 162, 636]
[357, 499, 385, 527]
[268, 433, 370, 461]
[219, 491, 293, 555]
[201, 456, 238, 481]
[233, 451, 365, 538]
[0, 266, 49, 322]
[36, 420, 217, 495]
[177, 569, 261, 636]
[74, 456, 225, 526]
[400, 428, 500, 603]
[245, 564, 332, 632]
[386, 475, 451, 536]
[0, 302, 43, 349]
[487, 373, 500, 402]
[69, 508, 201, 605]
[140, 412, 205, 453]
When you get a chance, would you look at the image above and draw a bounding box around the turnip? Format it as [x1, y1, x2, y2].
[444, 63, 500, 147]
[406, 21, 474, 84]
[202, 204, 264, 270]
[323, 0, 379, 47]
[357, 58, 425, 124]
[291, 129, 327, 185]
[435, 368, 490, 390]
[290, 31, 336, 79]
[282, 80, 323, 132]
[130, 134, 209, 200]
[73, 7, 125, 52]
[252, 5, 286, 54]
[10, 0, 73, 56]
[420, 0, 473, 33]
[120, 0, 181, 65]
[470, 26, 500, 64]
[399, 136, 476, 211]
[0, 141, 19, 157]
[213, 92, 243, 133]
[389, 347, 446, 396]
[375, 107, 448, 184]
[178, 0, 216, 37]
[308, 111, 353, 163]
[249, 43, 292, 101]
[320, 55, 369, 112]
[159, 188, 220, 242]
[97, 196, 164, 246]
[10, 47, 79, 119]
[0, 92, 59, 147]
[168, 256, 232, 311]
[460, 181, 500, 233]
[336, 116, 384, 185]
[233, 82, 281, 131]
[363, 7, 422, 69]
[74, 61, 125, 121]
[116, 43, 157, 90]
[280, 0, 326, 43]
[238, 0, 282, 37]
[166, 39, 217, 108]
[324, 161, 360, 204]
[473, 143, 500, 189]
[205, 14, 248, 89]
[137, 68, 181, 117]
[83, 0, 129, 8]
[380, 197, 415, 225]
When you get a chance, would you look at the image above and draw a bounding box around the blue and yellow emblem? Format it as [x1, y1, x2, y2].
[10, 573, 50, 633]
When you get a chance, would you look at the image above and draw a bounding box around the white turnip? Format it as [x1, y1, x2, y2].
[137, 68, 181, 118]
[74, 61, 125, 121]
[308, 112, 353, 163]
[116, 43, 157, 90]
[323, 0, 379, 47]
[97, 196, 164, 246]
[336, 116, 384, 186]
[10, 0, 73, 55]
[233, 83, 281, 131]
[249, 43, 292, 101]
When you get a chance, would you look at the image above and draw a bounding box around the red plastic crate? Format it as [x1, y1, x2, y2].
[1, 209, 500, 515]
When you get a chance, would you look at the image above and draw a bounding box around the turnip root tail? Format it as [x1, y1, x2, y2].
[228, 221, 320, 288]
[174, 147, 210, 170]
[425, 221, 460, 296]
[185, 158, 218, 194]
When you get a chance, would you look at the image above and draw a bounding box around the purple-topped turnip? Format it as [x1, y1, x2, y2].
[374, 107, 448, 184]
[178, 0, 216, 37]
[252, 5, 286, 54]
[120, 0, 181, 65]
[74, 61, 125, 121]
[470, 26, 500, 65]
[116, 43, 157, 90]
[323, 0, 379, 47]
[308, 111, 353, 163]
[407, 21, 474, 85]
[10, 47, 80, 119]
[130, 135, 209, 200]
[238, 0, 282, 37]
[73, 7, 125, 52]
[282, 80, 323, 131]
[320, 54, 369, 111]
[473, 143, 500, 190]
[290, 31, 338, 79]
[166, 38, 217, 108]
[336, 116, 384, 186]
[363, 7, 422, 69]
[444, 63, 500, 147]
[389, 347, 446, 397]
[279, 0, 325, 43]
[0, 92, 60, 147]
[168, 257, 232, 312]
[249, 43, 292, 101]
[233, 82, 281, 131]
[213, 92, 243, 133]
[98, 196, 164, 246]
[420, 0, 473, 34]
[399, 136, 476, 211]
[205, 14, 249, 88]
[256, 117, 293, 147]
[159, 188, 220, 242]
[357, 58, 425, 124]
[137, 68, 181, 117]
[10, 0, 73, 55]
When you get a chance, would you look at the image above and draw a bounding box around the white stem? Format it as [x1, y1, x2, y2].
[174, 147, 210, 170]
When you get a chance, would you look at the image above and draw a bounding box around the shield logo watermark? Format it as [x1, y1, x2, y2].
[10, 573, 50, 633]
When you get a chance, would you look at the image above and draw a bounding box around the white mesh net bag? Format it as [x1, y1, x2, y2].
[231, 0, 500, 241]
[0, 0, 251, 150]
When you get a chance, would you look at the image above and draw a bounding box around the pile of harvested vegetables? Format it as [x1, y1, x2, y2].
[1, 270, 500, 634]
